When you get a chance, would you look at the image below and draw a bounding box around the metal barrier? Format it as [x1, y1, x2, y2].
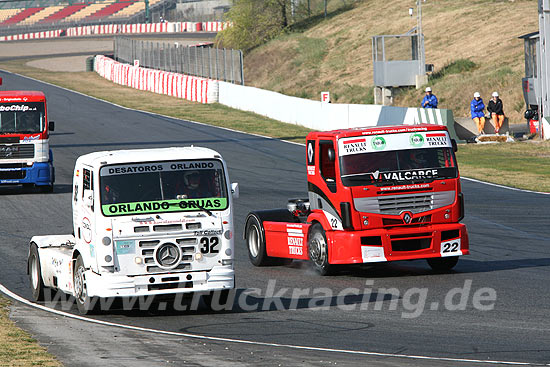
[114, 36, 244, 85]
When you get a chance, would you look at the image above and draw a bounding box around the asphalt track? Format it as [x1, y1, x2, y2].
[0, 68, 549, 366]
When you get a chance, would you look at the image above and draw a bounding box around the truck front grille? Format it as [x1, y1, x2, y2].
[354, 191, 455, 215]
[138, 238, 197, 274]
[0, 144, 34, 159]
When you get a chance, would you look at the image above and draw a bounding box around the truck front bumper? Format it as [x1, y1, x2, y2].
[84, 265, 234, 298]
[0, 161, 54, 186]
[328, 223, 469, 264]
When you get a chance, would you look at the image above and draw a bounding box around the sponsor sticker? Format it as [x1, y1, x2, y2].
[371, 136, 386, 151]
[409, 133, 424, 148]
[102, 198, 228, 216]
[287, 225, 304, 255]
[361, 246, 387, 263]
[101, 160, 221, 176]
[115, 240, 135, 255]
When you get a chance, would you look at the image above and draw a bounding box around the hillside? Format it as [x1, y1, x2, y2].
[243, 0, 538, 124]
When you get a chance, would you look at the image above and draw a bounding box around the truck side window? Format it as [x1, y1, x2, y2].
[319, 141, 337, 193]
[82, 168, 91, 198]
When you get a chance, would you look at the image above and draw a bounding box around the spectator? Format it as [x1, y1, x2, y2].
[487, 91, 505, 134]
[421, 87, 438, 109]
[470, 92, 486, 135]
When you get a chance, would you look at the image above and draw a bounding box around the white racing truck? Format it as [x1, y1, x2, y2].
[28, 147, 239, 314]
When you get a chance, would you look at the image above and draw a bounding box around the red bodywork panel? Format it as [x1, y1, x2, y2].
[262, 124, 469, 265]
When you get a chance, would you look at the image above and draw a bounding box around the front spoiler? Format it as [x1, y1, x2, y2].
[328, 223, 469, 264]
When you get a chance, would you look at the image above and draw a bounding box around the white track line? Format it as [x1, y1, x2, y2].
[1, 69, 549, 366]
[0, 284, 546, 366]
[461, 177, 549, 195]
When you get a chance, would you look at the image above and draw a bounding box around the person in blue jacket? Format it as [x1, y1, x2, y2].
[470, 92, 486, 134]
[421, 87, 438, 108]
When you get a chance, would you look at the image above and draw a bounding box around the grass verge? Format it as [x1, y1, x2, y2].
[0, 296, 61, 366]
[0, 59, 549, 193]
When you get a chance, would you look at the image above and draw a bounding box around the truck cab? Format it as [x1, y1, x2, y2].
[245, 124, 469, 275]
[0, 90, 54, 191]
[28, 147, 238, 313]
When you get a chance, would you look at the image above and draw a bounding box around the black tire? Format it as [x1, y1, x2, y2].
[202, 289, 231, 311]
[246, 215, 271, 266]
[28, 244, 45, 302]
[73, 255, 99, 314]
[427, 256, 459, 272]
[307, 223, 334, 276]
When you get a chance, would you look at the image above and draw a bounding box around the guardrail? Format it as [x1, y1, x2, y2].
[114, 36, 244, 85]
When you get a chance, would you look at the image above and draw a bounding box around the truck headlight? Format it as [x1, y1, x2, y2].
[195, 253, 203, 261]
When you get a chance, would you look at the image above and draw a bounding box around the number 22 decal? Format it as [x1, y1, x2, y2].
[442, 242, 459, 253]
[330, 218, 338, 229]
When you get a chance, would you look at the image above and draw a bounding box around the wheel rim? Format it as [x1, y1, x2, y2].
[309, 232, 327, 267]
[74, 265, 86, 304]
[30, 255, 39, 290]
[248, 224, 260, 258]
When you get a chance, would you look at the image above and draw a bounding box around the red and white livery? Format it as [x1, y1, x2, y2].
[245, 124, 469, 275]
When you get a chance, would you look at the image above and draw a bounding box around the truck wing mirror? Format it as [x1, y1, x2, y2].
[49, 121, 55, 131]
[327, 148, 335, 162]
[0, 77, 2, 85]
[451, 139, 458, 152]
[83, 189, 94, 207]
[231, 182, 239, 199]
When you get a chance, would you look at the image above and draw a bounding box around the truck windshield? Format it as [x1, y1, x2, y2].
[100, 159, 228, 217]
[340, 147, 457, 186]
[0, 102, 45, 134]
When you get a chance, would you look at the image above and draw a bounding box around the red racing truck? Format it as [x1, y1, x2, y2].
[244, 124, 469, 275]
[0, 86, 55, 192]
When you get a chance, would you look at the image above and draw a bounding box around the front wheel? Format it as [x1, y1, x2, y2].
[307, 223, 333, 276]
[28, 244, 45, 302]
[73, 255, 98, 314]
[427, 256, 459, 272]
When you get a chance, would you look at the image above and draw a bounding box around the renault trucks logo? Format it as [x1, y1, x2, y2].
[371, 136, 386, 151]
[402, 212, 413, 224]
[409, 133, 424, 147]
[155, 243, 180, 268]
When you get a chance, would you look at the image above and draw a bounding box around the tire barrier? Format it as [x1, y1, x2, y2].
[0, 21, 229, 42]
[94, 55, 218, 104]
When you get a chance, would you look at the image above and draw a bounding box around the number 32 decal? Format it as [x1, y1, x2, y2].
[200, 237, 219, 254]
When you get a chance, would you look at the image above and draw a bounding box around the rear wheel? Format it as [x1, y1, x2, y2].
[73, 255, 98, 314]
[246, 216, 271, 266]
[28, 244, 45, 302]
[427, 256, 459, 272]
[307, 223, 333, 276]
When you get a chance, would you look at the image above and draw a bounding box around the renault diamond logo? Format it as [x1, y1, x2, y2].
[307, 142, 314, 164]
[402, 212, 413, 224]
[155, 243, 180, 268]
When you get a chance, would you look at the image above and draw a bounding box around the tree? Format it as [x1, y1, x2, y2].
[216, 0, 294, 52]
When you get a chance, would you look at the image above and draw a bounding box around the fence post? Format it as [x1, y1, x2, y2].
[230, 49, 234, 84]
[208, 47, 212, 79]
[223, 48, 226, 82]
[239, 50, 244, 85]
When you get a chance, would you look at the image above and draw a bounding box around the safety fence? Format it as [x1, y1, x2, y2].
[0, 20, 229, 41]
[114, 36, 243, 85]
[94, 54, 218, 103]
